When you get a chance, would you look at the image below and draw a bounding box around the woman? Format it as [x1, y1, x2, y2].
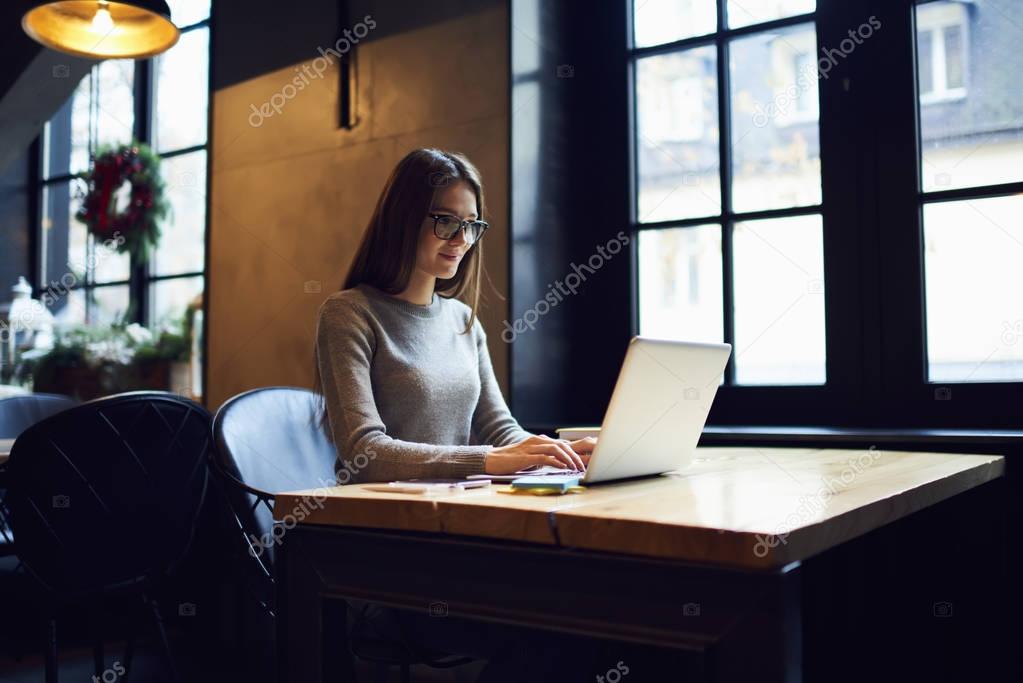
[315, 147, 595, 483]
[313, 148, 604, 682]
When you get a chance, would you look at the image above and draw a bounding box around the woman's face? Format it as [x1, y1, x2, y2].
[415, 179, 478, 281]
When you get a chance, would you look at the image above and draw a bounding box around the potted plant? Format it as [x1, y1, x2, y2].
[16, 316, 193, 400]
[20, 324, 134, 400]
[132, 319, 191, 393]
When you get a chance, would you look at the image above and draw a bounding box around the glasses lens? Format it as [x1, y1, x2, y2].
[434, 215, 460, 239]
[466, 221, 486, 244]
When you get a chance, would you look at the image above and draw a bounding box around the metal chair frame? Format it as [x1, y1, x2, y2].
[211, 386, 474, 683]
[2, 391, 212, 683]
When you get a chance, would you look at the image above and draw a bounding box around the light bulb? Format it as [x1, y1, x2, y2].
[91, 2, 115, 34]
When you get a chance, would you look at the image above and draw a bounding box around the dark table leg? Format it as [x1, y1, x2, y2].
[707, 564, 802, 683]
[277, 528, 328, 683]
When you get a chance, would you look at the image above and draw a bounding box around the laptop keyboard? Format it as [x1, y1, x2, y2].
[515, 465, 585, 476]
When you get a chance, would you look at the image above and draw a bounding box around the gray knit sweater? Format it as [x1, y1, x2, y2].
[315, 283, 533, 483]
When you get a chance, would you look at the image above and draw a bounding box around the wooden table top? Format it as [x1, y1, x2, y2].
[274, 447, 1004, 569]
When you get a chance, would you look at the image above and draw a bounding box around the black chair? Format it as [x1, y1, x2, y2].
[211, 386, 473, 683]
[0, 393, 77, 558]
[0, 393, 78, 439]
[2, 391, 211, 683]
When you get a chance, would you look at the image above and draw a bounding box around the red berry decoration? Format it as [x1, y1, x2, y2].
[75, 140, 169, 263]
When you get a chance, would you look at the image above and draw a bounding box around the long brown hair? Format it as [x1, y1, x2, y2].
[314, 148, 489, 438]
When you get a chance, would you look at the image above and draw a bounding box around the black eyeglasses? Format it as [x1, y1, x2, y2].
[428, 214, 489, 245]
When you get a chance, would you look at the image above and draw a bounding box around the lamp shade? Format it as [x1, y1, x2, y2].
[22, 0, 179, 59]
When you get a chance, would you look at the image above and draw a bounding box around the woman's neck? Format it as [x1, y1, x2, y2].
[397, 269, 436, 305]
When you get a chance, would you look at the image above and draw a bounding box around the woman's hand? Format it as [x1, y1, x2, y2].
[567, 436, 598, 466]
[484, 434, 589, 474]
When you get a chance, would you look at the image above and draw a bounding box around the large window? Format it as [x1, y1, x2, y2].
[622, 0, 1023, 426]
[34, 1, 210, 389]
[631, 0, 825, 385]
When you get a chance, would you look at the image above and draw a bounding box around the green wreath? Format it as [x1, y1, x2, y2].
[76, 141, 168, 262]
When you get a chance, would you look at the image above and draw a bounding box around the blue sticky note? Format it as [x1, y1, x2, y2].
[510, 475, 582, 491]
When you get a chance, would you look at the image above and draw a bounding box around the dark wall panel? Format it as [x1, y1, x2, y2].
[0, 148, 31, 294]
[510, 0, 631, 429]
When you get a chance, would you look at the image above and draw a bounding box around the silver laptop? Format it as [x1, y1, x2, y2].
[476, 336, 731, 484]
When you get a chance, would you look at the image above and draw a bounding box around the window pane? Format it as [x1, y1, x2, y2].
[89, 285, 131, 326]
[47, 287, 86, 326]
[41, 181, 87, 287]
[918, 0, 1023, 192]
[154, 27, 209, 152]
[41, 181, 130, 288]
[91, 233, 131, 284]
[727, 0, 815, 29]
[633, 0, 717, 48]
[733, 214, 825, 385]
[166, 0, 210, 27]
[636, 46, 720, 222]
[924, 196, 1023, 382]
[730, 23, 822, 212]
[152, 275, 204, 328]
[95, 59, 135, 148]
[43, 72, 92, 179]
[638, 225, 723, 342]
[155, 151, 206, 276]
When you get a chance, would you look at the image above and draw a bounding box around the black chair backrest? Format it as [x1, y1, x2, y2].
[0, 393, 77, 439]
[212, 387, 337, 568]
[5, 391, 211, 595]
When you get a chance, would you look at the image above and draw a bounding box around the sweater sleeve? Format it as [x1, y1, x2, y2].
[316, 299, 492, 484]
[470, 319, 535, 448]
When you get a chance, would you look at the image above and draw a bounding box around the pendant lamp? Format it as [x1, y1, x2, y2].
[23, 0, 179, 59]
